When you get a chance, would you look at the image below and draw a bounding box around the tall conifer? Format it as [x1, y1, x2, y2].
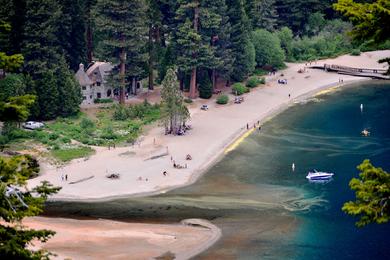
[94, 0, 148, 103]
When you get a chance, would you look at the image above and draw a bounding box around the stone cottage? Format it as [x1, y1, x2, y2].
[75, 62, 114, 105]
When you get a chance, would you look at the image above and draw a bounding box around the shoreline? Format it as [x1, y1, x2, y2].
[45, 79, 372, 203]
[27, 50, 390, 202]
[24, 217, 221, 260]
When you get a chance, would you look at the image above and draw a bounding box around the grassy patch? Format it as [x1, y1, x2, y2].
[51, 146, 95, 162]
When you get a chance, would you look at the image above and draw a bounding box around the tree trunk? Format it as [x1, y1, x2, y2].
[119, 47, 126, 104]
[189, 68, 197, 99]
[148, 25, 154, 90]
[189, 4, 200, 99]
[212, 69, 216, 91]
[132, 77, 137, 96]
[179, 76, 184, 91]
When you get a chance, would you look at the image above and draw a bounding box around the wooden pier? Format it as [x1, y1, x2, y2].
[310, 64, 389, 80]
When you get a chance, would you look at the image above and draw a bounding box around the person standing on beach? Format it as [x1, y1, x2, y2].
[65, 174, 68, 181]
[288, 94, 291, 98]
[246, 123, 249, 130]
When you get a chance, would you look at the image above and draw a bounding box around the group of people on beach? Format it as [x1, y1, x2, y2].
[246, 121, 262, 131]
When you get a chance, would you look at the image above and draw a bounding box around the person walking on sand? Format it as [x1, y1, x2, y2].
[246, 123, 249, 130]
[65, 174, 68, 181]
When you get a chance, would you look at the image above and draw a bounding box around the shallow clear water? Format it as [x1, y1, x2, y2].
[46, 81, 390, 259]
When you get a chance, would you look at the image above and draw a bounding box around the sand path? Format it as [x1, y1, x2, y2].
[27, 50, 390, 201]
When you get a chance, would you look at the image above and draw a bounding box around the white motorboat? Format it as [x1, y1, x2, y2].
[306, 170, 334, 181]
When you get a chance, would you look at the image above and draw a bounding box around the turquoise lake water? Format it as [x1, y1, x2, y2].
[46, 81, 390, 259]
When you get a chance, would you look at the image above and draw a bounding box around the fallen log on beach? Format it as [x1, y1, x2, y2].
[69, 175, 94, 184]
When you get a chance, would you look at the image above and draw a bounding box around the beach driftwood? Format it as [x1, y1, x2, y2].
[69, 175, 94, 184]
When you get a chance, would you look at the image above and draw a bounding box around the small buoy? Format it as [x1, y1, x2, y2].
[292, 163, 295, 172]
[360, 103, 363, 112]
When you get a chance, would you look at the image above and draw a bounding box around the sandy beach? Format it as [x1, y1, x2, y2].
[27, 50, 390, 201]
[22, 217, 220, 260]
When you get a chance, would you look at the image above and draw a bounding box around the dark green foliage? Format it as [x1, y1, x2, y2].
[251, 29, 285, 69]
[58, 0, 87, 71]
[113, 102, 160, 122]
[94, 0, 148, 100]
[227, 0, 255, 81]
[275, 0, 333, 35]
[288, 19, 353, 61]
[201, 0, 234, 82]
[246, 0, 278, 31]
[20, 0, 81, 119]
[0, 95, 35, 123]
[232, 83, 249, 95]
[305, 12, 326, 36]
[0, 74, 26, 101]
[0, 154, 60, 259]
[276, 27, 294, 60]
[216, 94, 229, 104]
[184, 98, 193, 103]
[198, 70, 213, 99]
[246, 76, 264, 88]
[350, 49, 361, 56]
[94, 98, 113, 104]
[35, 70, 59, 120]
[342, 159, 390, 227]
[56, 57, 82, 117]
[22, 0, 62, 76]
[0, 22, 24, 75]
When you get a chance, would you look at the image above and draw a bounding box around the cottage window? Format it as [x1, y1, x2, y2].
[82, 86, 86, 90]
[83, 96, 86, 100]
[97, 92, 101, 99]
[90, 95, 92, 99]
[97, 82, 101, 86]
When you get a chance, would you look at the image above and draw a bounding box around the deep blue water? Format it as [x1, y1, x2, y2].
[46, 81, 390, 259]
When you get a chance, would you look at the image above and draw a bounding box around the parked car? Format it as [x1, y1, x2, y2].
[234, 97, 244, 104]
[22, 121, 45, 130]
[201, 104, 209, 110]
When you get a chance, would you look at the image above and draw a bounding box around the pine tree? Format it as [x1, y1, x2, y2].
[227, 0, 255, 82]
[22, 0, 62, 77]
[56, 57, 82, 117]
[0, 154, 60, 259]
[201, 0, 233, 89]
[175, 0, 202, 98]
[85, 0, 97, 64]
[160, 67, 190, 134]
[275, 0, 331, 35]
[35, 70, 59, 120]
[246, 0, 278, 31]
[94, 0, 148, 103]
[58, 0, 87, 71]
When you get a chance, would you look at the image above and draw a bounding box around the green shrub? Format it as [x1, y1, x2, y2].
[94, 98, 113, 104]
[80, 117, 95, 130]
[251, 29, 285, 69]
[184, 98, 193, 103]
[350, 49, 361, 56]
[51, 146, 95, 162]
[232, 83, 249, 95]
[253, 69, 268, 76]
[247, 76, 264, 88]
[216, 95, 229, 104]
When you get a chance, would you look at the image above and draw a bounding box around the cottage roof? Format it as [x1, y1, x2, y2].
[75, 64, 93, 86]
[86, 61, 114, 83]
